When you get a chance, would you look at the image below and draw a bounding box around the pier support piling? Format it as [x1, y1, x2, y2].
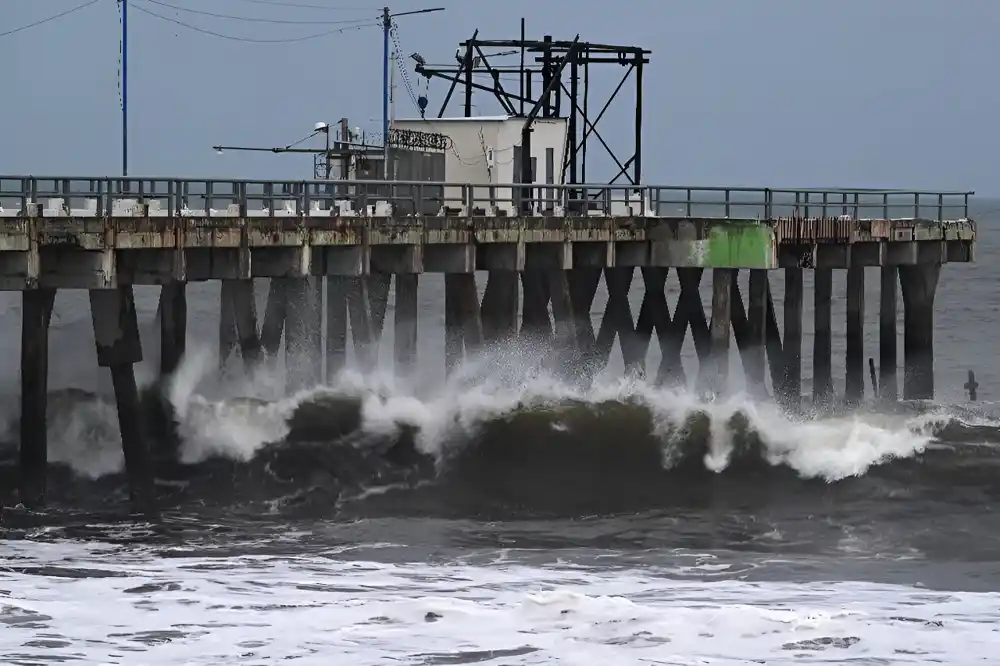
[813, 268, 834, 406]
[158, 282, 187, 378]
[260, 279, 287, 360]
[444, 274, 463, 376]
[19, 288, 56, 508]
[782, 268, 803, 409]
[845, 267, 865, 406]
[89, 286, 154, 515]
[218, 281, 237, 370]
[223, 279, 262, 370]
[481, 271, 519, 344]
[899, 264, 940, 400]
[286, 277, 322, 390]
[394, 274, 418, 376]
[346, 277, 376, 372]
[709, 268, 732, 393]
[879, 267, 898, 402]
[520, 271, 553, 344]
[325, 276, 348, 379]
[548, 270, 578, 365]
[746, 270, 768, 395]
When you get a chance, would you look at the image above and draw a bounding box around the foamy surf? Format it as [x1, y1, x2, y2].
[2, 539, 997, 665]
[0, 340, 983, 487]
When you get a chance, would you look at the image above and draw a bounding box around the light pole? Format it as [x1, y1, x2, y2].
[120, 0, 128, 177]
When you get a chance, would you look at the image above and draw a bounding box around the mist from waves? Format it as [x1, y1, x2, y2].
[1, 335, 994, 494]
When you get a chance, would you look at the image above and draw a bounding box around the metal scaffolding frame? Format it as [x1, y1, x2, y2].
[413, 19, 650, 198]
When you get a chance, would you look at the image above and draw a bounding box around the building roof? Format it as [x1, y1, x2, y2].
[395, 116, 567, 123]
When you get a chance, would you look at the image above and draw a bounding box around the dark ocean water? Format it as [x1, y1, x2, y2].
[1, 199, 998, 664]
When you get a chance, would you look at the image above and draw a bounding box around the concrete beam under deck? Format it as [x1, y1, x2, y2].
[0, 215, 975, 288]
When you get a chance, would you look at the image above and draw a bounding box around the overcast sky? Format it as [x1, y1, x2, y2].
[4, 0, 998, 193]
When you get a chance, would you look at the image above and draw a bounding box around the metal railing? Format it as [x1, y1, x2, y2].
[0, 176, 974, 221]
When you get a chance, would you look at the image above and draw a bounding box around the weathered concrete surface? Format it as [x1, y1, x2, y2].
[0, 215, 975, 288]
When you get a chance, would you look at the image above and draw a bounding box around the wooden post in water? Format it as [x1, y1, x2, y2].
[899, 264, 940, 400]
[19, 287, 56, 508]
[89, 286, 155, 515]
[158, 282, 187, 378]
[845, 266, 865, 405]
[782, 268, 804, 409]
[443, 274, 463, 376]
[709, 268, 732, 393]
[813, 268, 834, 405]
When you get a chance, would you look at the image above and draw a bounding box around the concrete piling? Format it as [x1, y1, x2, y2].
[19, 288, 56, 508]
[709, 268, 732, 392]
[260, 279, 287, 360]
[879, 267, 898, 402]
[899, 264, 940, 400]
[548, 270, 578, 365]
[443, 274, 463, 376]
[346, 277, 375, 372]
[158, 283, 187, 378]
[481, 271, 519, 344]
[223, 279, 262, 370]
[393, 274, 418, 376]
[813, 268, 834, 405]
[325, 276, 348, 379]
[746, 270, 768, 395]
[845, 267, 865, 405]
[218, 281, 238, 370]
[286, 277, 322, 390]
[782, 268, 804, 409]
[89, 286, 154, 515]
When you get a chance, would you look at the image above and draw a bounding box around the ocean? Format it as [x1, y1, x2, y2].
[1, 199, 999, 665]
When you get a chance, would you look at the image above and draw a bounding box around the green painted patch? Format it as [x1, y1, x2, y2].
[705, 223, 775, 268]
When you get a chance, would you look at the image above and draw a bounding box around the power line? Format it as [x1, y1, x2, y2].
[141, 0, 376, 25]
[214, 0, 378, 9]
[132, 2, 378, 42]
[0, 0, 102, 39]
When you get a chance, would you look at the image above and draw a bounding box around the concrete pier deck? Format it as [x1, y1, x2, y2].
[0, 177, 975, 288]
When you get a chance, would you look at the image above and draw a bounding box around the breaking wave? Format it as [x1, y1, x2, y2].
[2, 343, 999, 516]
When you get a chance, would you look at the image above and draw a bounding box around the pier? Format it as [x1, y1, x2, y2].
[0, 175, 975, 512]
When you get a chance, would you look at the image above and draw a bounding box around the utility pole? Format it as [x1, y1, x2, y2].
[120, 0, 128, 177]
[381, 6, 445, 180]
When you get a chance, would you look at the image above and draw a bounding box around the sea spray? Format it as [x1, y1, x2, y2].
[0, 339, 981, 485]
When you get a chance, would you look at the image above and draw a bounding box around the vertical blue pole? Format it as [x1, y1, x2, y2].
[121, 0, 128, 177]
[382, 7, 390, 178]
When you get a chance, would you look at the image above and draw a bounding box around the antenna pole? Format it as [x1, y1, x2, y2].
[382, 6, 390, 181]
[121, 0, 128, 177]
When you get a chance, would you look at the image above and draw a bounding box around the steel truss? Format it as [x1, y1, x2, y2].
[413, 20, 650, 200]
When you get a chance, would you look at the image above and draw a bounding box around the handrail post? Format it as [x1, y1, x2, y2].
[913, 192, 920, 219]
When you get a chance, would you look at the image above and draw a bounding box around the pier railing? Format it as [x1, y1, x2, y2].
[0, 176, 973, 221]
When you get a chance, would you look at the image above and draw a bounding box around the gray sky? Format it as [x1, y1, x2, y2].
[4, 0, 998, 193]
